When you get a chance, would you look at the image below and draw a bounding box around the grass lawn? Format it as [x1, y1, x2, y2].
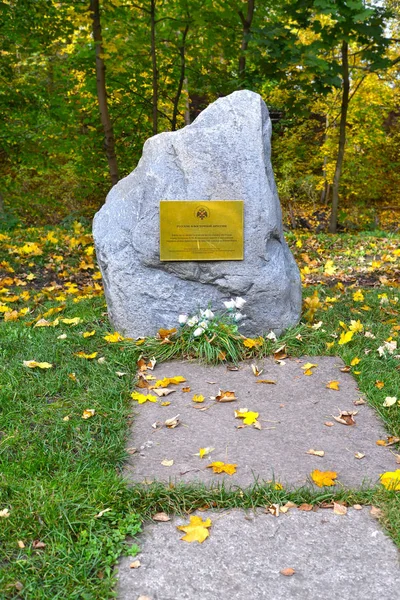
[0, 225, 399, 598]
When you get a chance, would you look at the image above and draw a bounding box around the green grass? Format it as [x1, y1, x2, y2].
[0, 226, 399, 598]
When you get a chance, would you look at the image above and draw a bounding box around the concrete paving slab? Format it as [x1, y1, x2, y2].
[125, 357, 396, 488]
[117, 508, 400, 600]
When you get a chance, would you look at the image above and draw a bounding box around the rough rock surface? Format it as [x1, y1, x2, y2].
[93, 90, 301, 337]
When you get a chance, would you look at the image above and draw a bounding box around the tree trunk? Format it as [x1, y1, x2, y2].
[90, 0, 119, 186]
[329, 41, 349, 233]
[172, 24, 189, 131]
[150, 0, 158, 135]
[238, 0, 255, 83]
[0, 191, 5, 215]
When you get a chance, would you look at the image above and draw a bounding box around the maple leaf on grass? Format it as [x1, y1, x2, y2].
[104, 331, 126, 343]
[177, 515, 212, 543]
[380, 470, 400, 491]
[23, 360, 53, 369]
[207, 461, 237, 475]
[74, 351, 98, 359]
[338, 331, 354, 345]
[311, 469, 337, 487]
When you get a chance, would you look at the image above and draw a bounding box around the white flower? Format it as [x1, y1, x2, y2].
[187, 316, 199, 327]
[234, 312, 246, 322]
[266, 331, 277, 341]
[193, 327, 205, 337]
[201, 309, 214, 320]
[178, 314, 188, 325]
[223, 299, 236, 310]
[234, 297, 246, 309]
[198, 320, 209, 329]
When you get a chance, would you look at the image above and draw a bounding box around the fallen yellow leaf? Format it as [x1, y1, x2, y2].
[338, 331, 354, 345]
[131, 391, 157, 404]
[197, 447, 215, 459]
[375, 380, 385, 389]
[23, 360, 53, 369]
[104, 331, 125, 343]
[154, 376, 186, 388]
[177, 515, 212, 543]
[74, 351, 98, 359]
[326, 380, 340, 390]
[235, 409, 259, 426]
[192, 394, 205, 403]
[351, 357, 361, 366]
[311, 469, 337, 487]
[82, 409, 95, 419]
[61, 317, 82, 325]
[83, 330, 96, 338]
[243, 337, 262, 348]
[380, 470, 400, 491]
[207, 461, 237, 475]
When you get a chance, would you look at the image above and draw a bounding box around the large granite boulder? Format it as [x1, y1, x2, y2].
[93, 90, 301, 337]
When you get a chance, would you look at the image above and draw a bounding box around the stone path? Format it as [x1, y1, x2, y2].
[118, 508, 400, 600]
[125, 357, 395, 488]
[119, 357, 400, 599]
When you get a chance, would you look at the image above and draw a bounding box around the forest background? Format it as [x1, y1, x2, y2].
[1, 0, 400, 233]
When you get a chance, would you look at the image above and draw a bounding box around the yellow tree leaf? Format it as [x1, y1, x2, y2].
[215, 390, 237, 402]
[207, 461, 237, 475]
[338, 331, 354, 345]
[83, 330, 96, 338]
[61, 317, 82, 325]
[131, 391, 157, 404]
[74, 351, 98, 359]
[351, 357, 361, 366]
[104, 331, 125, 343]
[380, 470, 400, 491]
[243, 337, 262, 348]
[192, 394, 205, 403]
[353, 290, 364, 302]
[375, 380, 385, 389]
[310, 469, 337, 487]
[197, 447, 215, 459]
[177, 515, 212, 543]
[349, 319, 363, 333]
[326, 380, 340, 390]
[154, 376, 186, 388]
[235, 409, 259, 425]
[157, 328, 177, 339]
[23, 360, 53, 369]
[82, 409, 95, 419]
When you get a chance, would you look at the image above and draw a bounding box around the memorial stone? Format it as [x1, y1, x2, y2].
[93, 90, 302, 337]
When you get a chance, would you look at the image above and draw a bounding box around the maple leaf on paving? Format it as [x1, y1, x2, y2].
[207, 461, 237, 475]
[177, 515, 212, 543]
[130, 391, 157, 404]
[192, 394, 205, 403]
[311, 469, 337, 487]
[326, 380, 340, 390]
[235, 408, 259, 426]
[154, 376, 186, 388]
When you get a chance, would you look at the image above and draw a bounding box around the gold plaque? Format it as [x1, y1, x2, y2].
[160, 201, 244, 261]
